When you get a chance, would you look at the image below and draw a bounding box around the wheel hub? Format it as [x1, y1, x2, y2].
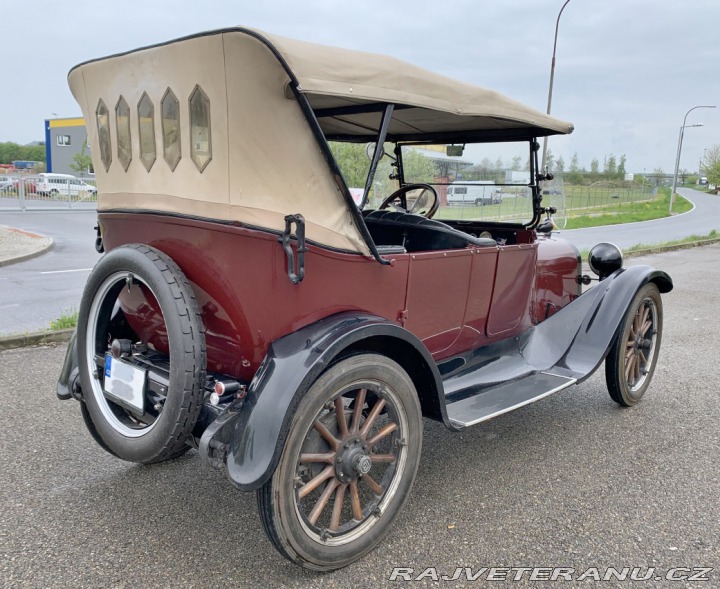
[334, 437, 371, 483]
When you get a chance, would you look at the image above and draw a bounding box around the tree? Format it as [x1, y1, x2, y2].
[555, 156, 565, 174]
[702, 144, 720, 191]
[0, 141, 46, 165]
[603, 154, 617, 178]
[545, 148, 555, 172]
[649, 167, 665, 187]
[569, 152, 580, 173]
[70, 139, 93, 175]
[402, 149, 437, 184]
[329, 142, 371, 188]
[590, 158, 600, 174]
[618, 154, 627, 178]
[511, 156, 522, 170]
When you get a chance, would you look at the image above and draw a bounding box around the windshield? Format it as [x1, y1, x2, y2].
[330, 139, 566, 226]
[399, 142, 539, 224]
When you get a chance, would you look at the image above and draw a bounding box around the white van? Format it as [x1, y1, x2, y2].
[36, 173, 97, 197]
[446, 180, 503, 206]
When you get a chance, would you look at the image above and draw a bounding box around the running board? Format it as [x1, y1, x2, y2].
[445, 372, 576, 428]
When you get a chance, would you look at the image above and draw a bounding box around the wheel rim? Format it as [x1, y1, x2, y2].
[84, 271, 166, 438]
[624, 295, 658, 394]
[294, 381, 409, 546]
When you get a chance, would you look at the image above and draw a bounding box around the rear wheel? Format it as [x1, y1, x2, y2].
[605, 283, 662, 406]
[77, 244, 206, 463]
[257, 354, 422, 570]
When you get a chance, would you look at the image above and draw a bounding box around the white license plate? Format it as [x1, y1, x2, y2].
[104, 354, 147, 412]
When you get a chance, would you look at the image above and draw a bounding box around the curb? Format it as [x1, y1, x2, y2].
[623, 236, 720, 258]
[0, 328, 75, 351]
[0, 238, 54, 267]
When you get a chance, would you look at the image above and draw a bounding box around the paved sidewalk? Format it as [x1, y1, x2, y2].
[0, 225, 54, 267]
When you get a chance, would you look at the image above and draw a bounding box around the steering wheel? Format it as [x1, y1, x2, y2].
[378, 184, 439, 218]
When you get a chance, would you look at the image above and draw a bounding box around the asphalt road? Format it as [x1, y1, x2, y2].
[1, 245, 719, 588]
[558, 187, 720, 251]
[0, 211, 99, 334]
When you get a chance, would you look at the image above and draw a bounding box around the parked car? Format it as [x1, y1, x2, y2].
[11, 177, 38, 194]
[0, 175, 14, 192]
[36, 173, 96, 197]
[57, 27, 672, 572]
[447, 180, 503, 205]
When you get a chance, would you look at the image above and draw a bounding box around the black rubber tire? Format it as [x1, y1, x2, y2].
[77, 244, 206, 464]
[605, 283, 663, 406]
[257, 354, 423, 571]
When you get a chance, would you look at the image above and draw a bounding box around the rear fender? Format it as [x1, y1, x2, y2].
[199, 312, 443, 492]
[56, 330, 79, 400]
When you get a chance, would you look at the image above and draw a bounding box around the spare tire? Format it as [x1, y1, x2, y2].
[77, 244, 206, 463]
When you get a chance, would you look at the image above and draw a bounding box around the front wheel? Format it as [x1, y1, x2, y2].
[257, 354, 423, 571]
[605, 283, 663, 406]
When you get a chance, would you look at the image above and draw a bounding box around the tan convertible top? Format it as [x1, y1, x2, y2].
[68, 27, 573, 254]
[260, 29, 574, 140]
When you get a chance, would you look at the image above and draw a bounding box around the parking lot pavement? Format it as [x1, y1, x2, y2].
[1, 245, 719, 588]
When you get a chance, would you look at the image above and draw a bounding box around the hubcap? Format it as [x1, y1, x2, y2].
[334, 437, 371, 482]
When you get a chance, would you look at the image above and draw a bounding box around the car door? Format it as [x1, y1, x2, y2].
[403, 248, 473, 358]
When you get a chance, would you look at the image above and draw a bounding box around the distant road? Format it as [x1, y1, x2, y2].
[0, 211, 99, 334]
[558, 186, 720, 251]
[1, 187, 718, 333]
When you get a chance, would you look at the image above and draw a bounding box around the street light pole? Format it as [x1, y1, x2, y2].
[541, 0, 572, 171]
[669, 105, 716, 213]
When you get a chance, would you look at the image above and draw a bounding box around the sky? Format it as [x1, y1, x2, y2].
[2, 0, 719, 174]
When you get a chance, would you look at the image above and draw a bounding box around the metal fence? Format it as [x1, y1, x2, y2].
[433, 176, 658, 227]
[0, 175, 98, 211]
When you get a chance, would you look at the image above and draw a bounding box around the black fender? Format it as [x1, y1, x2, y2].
[198, 312, 443, 492]
[56, 329, 79, 401]
[522, 264, 672, 380]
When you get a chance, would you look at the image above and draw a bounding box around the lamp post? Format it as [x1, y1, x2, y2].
[541, 0, 573, 171]
[670, 105, 716, 213]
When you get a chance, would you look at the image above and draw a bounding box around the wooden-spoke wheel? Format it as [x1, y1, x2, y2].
[606, 283, 663, 406]
[257, 354, 422, 571]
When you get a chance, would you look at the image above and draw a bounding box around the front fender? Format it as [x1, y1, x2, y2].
[199, 312, 441, 492]
[522, 264, 672, 380]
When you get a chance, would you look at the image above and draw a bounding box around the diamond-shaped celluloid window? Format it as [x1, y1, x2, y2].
[189, 85, 211, 172]
[115, 96, 132, 171]
[137, 92, 156, 172]
[161, 88, 181, 171]
[96, 100, 112, 172]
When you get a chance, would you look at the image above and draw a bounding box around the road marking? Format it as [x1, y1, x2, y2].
[40, 268, 92, 275]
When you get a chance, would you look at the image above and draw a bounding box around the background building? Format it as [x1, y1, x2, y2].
[44, 118, 91, 176]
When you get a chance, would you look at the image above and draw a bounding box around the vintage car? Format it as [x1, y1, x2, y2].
[57, 27, 672, 571]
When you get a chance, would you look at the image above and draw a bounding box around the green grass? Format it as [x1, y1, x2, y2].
[433, 186, 693, 229]
[50, 309, 78, 331]
[563, 188, 692, 229]
[578, 229, 720, 259]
